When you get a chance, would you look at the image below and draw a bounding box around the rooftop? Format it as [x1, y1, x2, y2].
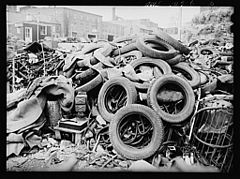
[61, 7, 103, 17]
[20, 6, 103, 18]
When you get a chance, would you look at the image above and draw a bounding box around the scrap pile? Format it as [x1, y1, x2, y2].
[6, 29, 233, 172]
[7, 41, 67, 91]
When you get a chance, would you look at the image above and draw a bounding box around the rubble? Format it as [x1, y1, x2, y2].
[6, 25, 233, 172]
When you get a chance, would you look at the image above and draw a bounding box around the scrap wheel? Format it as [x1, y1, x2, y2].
[97, 77, 137, 122]
[109, 104, 164, 160]
[147, 74, 195, 124]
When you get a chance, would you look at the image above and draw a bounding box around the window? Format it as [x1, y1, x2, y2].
[108, 35, 114, 41]
[17, 27, 21, 34]
[52, 26, 55, 33]
[72, 32, 77, 38]
[26, 14, 32, 21]
[56, 25, 60, 32]
[25, 28, 30, 38]
[40, 26, 47, 35]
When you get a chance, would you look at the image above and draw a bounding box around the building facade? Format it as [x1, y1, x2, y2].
[7, 9, 61, 43]
[100, 21, 125, 41]
[19, 6, 105, 42]
[7, 6, 161, 43]
[109, 18, 159, 37]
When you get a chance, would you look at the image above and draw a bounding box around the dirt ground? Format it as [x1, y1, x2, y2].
[6, 138, 133, 172]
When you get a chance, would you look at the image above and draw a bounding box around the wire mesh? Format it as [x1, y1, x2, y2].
[191, 105, 233, 172]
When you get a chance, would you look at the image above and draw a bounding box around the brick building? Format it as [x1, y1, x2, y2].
[100, 21, 124, 41]
[18, 6, 125, 42]
[7, 6, 61, 43]
[7, 6, 160, 43]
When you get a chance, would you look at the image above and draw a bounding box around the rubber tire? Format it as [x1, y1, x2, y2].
[209, 38, 225, 47]
[188, 40, 198, 47]
[75, 73, 103, 93]
[151, 30, 191, 55]
[112, 43, 138, 56]
[109, 104, 164, 160]
[64, 63, 76, 78]
[165, 54, 182, 66]
[98, 77, 137, 122]
[75, 68, 98, 84]
[201, 74, 218, 95]
[115, 50, 143, 60]
[147, 74, 195, 123]
[219, 52, 233, 56]
[146, 43, 182, 65]
[81, 43, 103, 54]
[197, 70, 209, 85]
[130, 57, 172, 92]
[112, 35, 137, 43]
[136, 35, 179, 60]
[172, 62, 201, 89]
[198, 46, 218, 56]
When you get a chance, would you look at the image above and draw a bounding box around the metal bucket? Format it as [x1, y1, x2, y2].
[45, 100, 62, 128]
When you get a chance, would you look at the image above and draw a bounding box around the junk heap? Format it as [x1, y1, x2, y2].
[7, 29, 233, 172]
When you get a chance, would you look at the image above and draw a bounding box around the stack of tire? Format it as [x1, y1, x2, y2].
[95, 31, 203, 160]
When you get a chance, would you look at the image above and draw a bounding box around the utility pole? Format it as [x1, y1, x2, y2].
[178, 6, 182, 41]
[12, 53, 16, 92]
[37, 14, 39, 42]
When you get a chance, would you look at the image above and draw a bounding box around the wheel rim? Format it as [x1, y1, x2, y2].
[117, 113, 153, 149]
[105, 85, 127, 114]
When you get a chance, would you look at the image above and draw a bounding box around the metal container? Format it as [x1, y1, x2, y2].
[45, 100, 62, 128]
[191, 95, 233, 172]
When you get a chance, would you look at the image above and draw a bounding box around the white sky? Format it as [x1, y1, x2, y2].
[63, 6, 201, 28]
[17, 6, 201, 28]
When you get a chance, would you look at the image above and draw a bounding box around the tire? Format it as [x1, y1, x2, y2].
[109, 104, 164, 160]
[198, 46, 218, 56]
[171, 62, 201, 89]
[75, 73, 103, 93]
[196, 70, 209, 85]
[151, 30, 191, 55]
[147, 74, 195, 123]
[75, 68, 98, 84]
[219, 52, 233, 56]
[146, 43, 181, 66]
[115, 50, 143, 60]
[63, 53, 84, 72]
[199, 39, 210, 45]
[209, 38, 225, 47]
[114, 50, 143, 66]
[201, 74, 218, 95]
[97, 77, 137, 122]
[165, 54, 182, 66]
[63, 63, 76, 78]
[93, 43, 114, 67]
[77, 56, 99, 67]
[81, 43, 103, 54]
[147, 43, 182, 65]
[112, 35, 137, 43]
[130, 57, 172, 92]
[136, 35, 179, 60]
[112, 43, 138, 56]
[188, 40, 198, 47]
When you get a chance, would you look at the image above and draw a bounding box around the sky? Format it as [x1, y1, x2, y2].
[62, 6, 201, 28]
[17, 6, 201, 28]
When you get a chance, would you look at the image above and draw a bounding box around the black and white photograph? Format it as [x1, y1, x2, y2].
[6, 5, 234, 172]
